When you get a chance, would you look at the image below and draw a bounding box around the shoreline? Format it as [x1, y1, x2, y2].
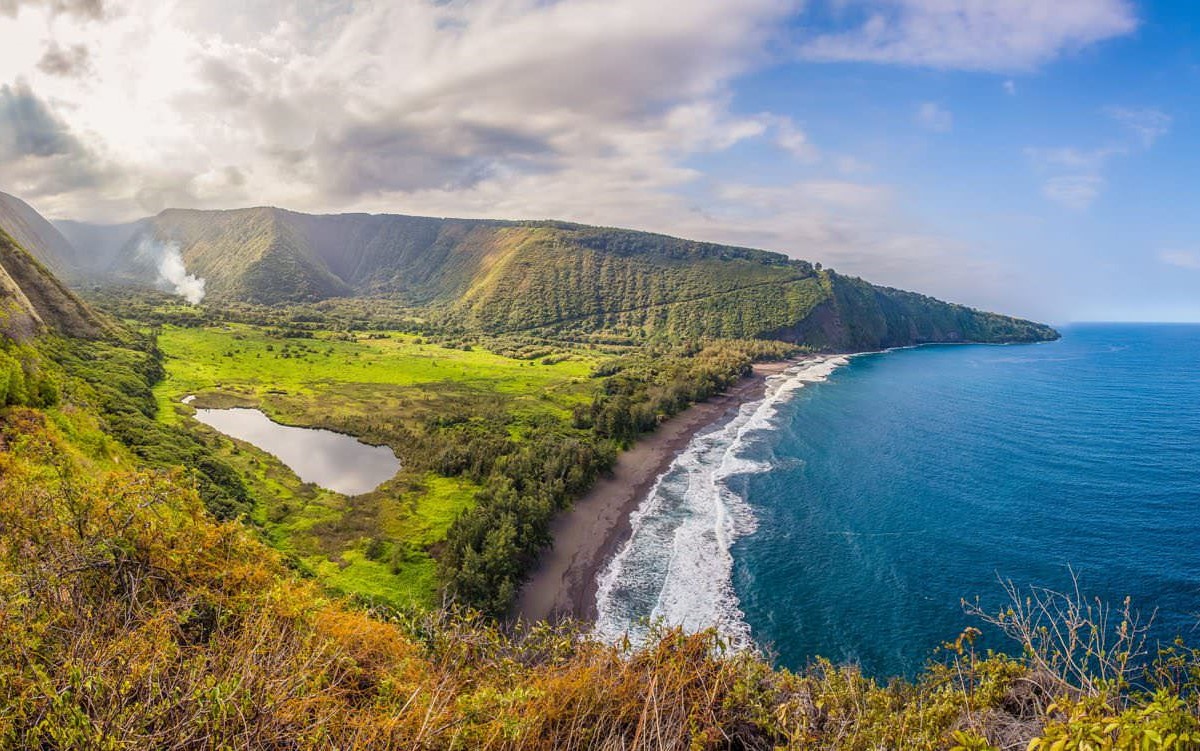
[513, 359, 797, 625]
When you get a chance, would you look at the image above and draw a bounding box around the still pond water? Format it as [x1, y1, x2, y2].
[192, 407, 400, 496]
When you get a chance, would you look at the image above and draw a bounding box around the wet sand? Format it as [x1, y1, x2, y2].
[513, 361, 794, 625]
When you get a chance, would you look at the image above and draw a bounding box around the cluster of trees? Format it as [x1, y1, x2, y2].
[434, 339, 797, 615]
[0, 339, 57, 408]
[437, 435, 617, 614]
[579, 340, 799, 445]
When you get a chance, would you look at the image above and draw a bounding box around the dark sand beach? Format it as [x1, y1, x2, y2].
[514, 360, 796, 624]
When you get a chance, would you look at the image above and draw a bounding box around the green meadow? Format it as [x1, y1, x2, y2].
[151, 323, 598, 606]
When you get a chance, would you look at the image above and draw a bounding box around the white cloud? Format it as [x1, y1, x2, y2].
[1003, 80, 1017, 95]
[1106, 106, 1172, 147]
[797, 0, 1137, 72]
[1, 0, 806, 218]
[0, 0, 1030, 313]
[1160, 250, 1200, 271]
[1040, 174, 1104, 210]
[766, 115, 820, 161]
[915, 101, 952, 132]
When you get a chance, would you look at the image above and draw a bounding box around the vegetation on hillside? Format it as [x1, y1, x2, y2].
[67, 286, 794, 613]
[0, 191, 78, 278]
[770, 273, 1061, 351]
[0, 228, 110, 341]
[45, 205, 1057, 349]
[2, 408, 1197, 749]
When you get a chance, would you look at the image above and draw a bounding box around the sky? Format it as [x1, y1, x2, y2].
[0, 0, 1197, 323]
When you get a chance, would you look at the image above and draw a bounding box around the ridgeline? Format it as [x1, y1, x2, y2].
[45, 204, 1056, 349]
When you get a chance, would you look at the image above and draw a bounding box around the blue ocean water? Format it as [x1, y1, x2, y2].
[597, 324, 1200, 678]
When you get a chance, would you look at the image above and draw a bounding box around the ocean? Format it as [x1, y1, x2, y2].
[594, 324, 1200, 677]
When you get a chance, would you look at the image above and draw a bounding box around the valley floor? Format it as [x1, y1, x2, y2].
[149, 322, 598, 607]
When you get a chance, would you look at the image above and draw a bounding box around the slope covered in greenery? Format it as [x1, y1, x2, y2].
[2, 366, 1198, 750]
[49, 204, 1056, 349]
[0, 198, 1195, 750]
[0, 227, 108, 341]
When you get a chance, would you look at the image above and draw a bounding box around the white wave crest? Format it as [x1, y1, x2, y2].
[593, 355, 848, 649]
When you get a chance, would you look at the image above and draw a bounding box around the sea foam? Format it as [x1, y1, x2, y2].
[594, 355, 848, 648]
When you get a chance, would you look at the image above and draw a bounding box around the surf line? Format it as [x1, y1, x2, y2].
[593, 355, 849, 649]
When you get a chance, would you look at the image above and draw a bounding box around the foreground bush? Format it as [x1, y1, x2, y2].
[1, 407, 1198, 749]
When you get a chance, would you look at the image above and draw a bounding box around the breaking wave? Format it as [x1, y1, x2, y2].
[593, 355, 848, 648]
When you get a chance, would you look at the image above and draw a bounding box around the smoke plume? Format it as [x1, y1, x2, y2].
[138, 238, 206, 304]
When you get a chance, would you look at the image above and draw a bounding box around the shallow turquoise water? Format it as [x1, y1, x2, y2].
[596, 324, 1200, 677]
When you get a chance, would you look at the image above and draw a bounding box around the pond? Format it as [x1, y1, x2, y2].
[191, 406, 400, 495]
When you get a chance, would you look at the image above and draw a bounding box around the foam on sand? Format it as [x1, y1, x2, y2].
[594, 355, 848, 648]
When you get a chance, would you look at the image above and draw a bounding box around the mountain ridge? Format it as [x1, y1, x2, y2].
[3, 195, 1059, 348]
[0, 191, 79, 279]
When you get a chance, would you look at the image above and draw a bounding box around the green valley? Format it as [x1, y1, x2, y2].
[3, 194, 1197, 751]
[1, 193, 1063, 618]
[150, 320, 599, 607]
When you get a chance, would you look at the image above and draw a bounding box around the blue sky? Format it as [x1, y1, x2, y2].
[0, 0, 1196, 321]
[700, 1, 1199, 321]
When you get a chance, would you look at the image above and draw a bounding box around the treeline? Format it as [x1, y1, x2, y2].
[436, 339, 797, 615]
[2, 415, 1197, 748]
[45, 336, 253, 520]
[578, 339, 799, 446]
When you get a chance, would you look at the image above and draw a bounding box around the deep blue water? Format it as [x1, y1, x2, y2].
[732, 324, 1200, 676]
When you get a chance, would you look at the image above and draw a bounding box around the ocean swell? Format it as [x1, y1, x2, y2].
[593, 355, 848, 648]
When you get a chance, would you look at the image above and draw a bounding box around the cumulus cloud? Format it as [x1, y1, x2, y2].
[915, 101, 952, 132]
[0, 0, 807, 217]
[0, 80, 108, 198]
[797, 0, 1137, 72]
[1159, 250, 1200, 271]
[0, 80, 79, 158]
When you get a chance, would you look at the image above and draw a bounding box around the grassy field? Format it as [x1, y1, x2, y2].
[151, 323, 598, 606]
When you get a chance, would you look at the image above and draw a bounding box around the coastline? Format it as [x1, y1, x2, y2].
[513, 359, 796, 625]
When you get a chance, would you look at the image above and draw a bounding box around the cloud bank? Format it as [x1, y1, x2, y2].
[0, 0, 1142, 315]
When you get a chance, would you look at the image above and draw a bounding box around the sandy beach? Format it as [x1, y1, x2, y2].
[513, 360, 796, 625]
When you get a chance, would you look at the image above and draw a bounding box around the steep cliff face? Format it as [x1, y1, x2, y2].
[0, 228, 108, 341]
[0, 192, 78, 279]
[764, 273, 1058, 351]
